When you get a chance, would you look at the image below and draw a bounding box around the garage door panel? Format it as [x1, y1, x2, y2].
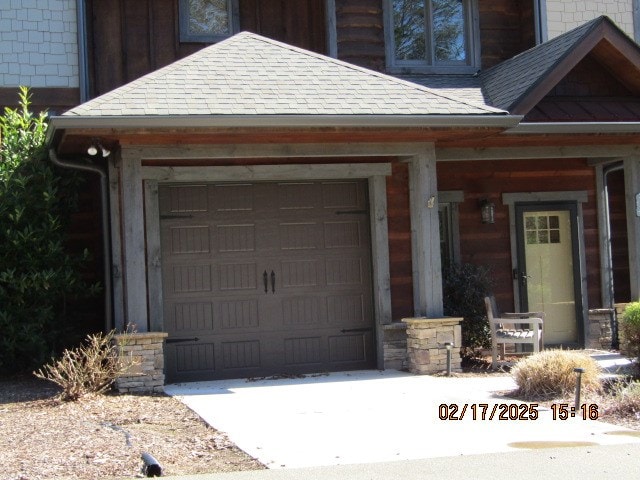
[161, 184, 209, 213]
[321, 181, 362, 209]
[324, 221, 362, 248]
[161, 180, 376, 382]
[328, 334, 370, 363]
[279, 222, 319, 250]
[216, 224, 256, 252]
[281, 296, 323, 326]
[284, 337, 322, 366]
[171, 264, 212, 293]
[212, 184, 254, 212]
[170, 225, 211, 254]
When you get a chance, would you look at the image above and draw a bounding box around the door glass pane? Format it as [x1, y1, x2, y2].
[393, 0, 427, 60]
[432, 0, 467, 62]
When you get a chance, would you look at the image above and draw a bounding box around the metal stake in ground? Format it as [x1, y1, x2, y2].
[445, 342, 453, 376]
[574, 367, 585, 410]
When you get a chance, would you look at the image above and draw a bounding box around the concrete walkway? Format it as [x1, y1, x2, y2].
[164, 368, 640, 471]
[164, 443, 640, 480]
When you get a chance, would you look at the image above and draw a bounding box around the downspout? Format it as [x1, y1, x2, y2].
[603, 162, 624, 349]
[49, 148, 112, 333]
[76, 0, 90, 103]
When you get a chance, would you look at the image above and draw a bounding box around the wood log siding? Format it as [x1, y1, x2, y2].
[85, 0, 538, 97]
[437, 158, 601, 312]
[85, 0, 326, 98]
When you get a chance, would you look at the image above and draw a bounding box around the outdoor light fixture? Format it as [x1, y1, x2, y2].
[87, 139, 111, 157]
[480, 199, 495, 224]
[445, 342, 453, 376]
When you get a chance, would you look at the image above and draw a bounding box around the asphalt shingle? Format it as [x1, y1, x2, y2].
[64, 32, 504, 118]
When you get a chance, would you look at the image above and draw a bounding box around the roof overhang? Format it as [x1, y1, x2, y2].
[49, 113, 520, 134]
[506, 122, 640, 135]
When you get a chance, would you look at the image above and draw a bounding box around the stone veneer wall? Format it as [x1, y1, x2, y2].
[586, 308, 615, 350]
[382, 322, 408, 370]
[113, 332, 168, 393]
[404, 318, 463, 375]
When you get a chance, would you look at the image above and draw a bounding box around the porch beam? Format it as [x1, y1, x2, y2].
[624, 156, 640, 300]
[437, 145, 640, 161]
[142, 163, 392, 182]
[121, 150, 149, 331]
[125, 142, 433, 160]
[408, 146, 443, 317]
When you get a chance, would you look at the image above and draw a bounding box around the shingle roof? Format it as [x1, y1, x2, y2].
[480, 16, 622, 112]
[65, 32, 504, 118]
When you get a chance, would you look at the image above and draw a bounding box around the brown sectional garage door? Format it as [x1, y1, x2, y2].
[159, 180, 376, 382]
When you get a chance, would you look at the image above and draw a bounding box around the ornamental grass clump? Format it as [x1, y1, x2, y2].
[512, 350, 601, 399]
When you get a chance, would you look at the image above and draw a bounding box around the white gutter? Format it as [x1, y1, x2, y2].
[506, 122, 640, 135]
[49, 114, 522, 130]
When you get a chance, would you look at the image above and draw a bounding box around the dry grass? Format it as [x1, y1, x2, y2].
[606, 380, 640, 417]
[512, 350, 601, 399]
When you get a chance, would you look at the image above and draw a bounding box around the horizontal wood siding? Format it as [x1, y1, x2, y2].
[335, 0, 385, 71]
[437, 158, 601, 312]
[386, 162, 413, 320]
[478, 0, 535, 69]
[607, 168, 631, 303]
[86, 0, 326, 98]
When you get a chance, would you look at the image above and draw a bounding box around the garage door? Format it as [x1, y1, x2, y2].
[159, 180, 376, 382]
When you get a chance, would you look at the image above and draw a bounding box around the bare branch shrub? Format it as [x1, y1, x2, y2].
[33, 330, 138, 401]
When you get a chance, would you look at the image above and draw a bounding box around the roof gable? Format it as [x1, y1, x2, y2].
[65, 32, 504, 118]
[480, 16, 640, 115]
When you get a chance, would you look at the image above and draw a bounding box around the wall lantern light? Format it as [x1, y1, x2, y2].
[480, 199, 495, 224]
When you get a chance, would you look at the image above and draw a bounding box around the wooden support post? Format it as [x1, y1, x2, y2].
[408, 146, 443, 317]
[121, 149, 149, 331]
[624, 156, 640, 300]
[108, 155, 125, 331]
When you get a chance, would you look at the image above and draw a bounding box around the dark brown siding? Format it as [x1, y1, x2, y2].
[607, 168, 631, 303]
[437, 158, 601, 313]
[386, 162, 413, 320]
[478, 0, 536, 69]
[86, 0, 327, 98]
[336, 0, 385, 71]
[0, 87, 80, 115]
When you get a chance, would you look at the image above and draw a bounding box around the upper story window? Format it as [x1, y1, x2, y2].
[385, 0, 479, 74]
[179, 0, 238, 43]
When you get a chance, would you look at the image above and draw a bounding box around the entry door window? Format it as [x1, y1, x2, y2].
[520, 209, 578, 345]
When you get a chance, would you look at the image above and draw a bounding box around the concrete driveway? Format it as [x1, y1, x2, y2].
[165, 370, 640, 469]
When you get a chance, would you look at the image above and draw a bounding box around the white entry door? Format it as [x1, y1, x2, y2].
[516, 205, 582, 346]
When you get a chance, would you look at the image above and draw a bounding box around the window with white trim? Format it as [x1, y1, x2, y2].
[179, 0, 238, 43]
[385, 0, 479, 73]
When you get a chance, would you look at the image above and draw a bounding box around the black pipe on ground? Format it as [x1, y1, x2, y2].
[141, 452, 162, 477]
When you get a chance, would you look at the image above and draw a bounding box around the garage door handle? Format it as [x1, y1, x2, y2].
[263, 270, 268, 293]
[340, 327, 373, 333]
[166, 337, 199, 344]
[270, 270, 276, 293]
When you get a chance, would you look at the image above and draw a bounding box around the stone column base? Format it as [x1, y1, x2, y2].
[113, 332, 168, 393]
[403, 317, 463, 375]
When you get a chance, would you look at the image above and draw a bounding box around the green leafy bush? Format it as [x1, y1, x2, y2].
[34, 331, 139, 401]
[620, 302, 640, 359]
[0, 87, 91, 372]
[442, 263, 493, 349]
[512, 350, 601, 399]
